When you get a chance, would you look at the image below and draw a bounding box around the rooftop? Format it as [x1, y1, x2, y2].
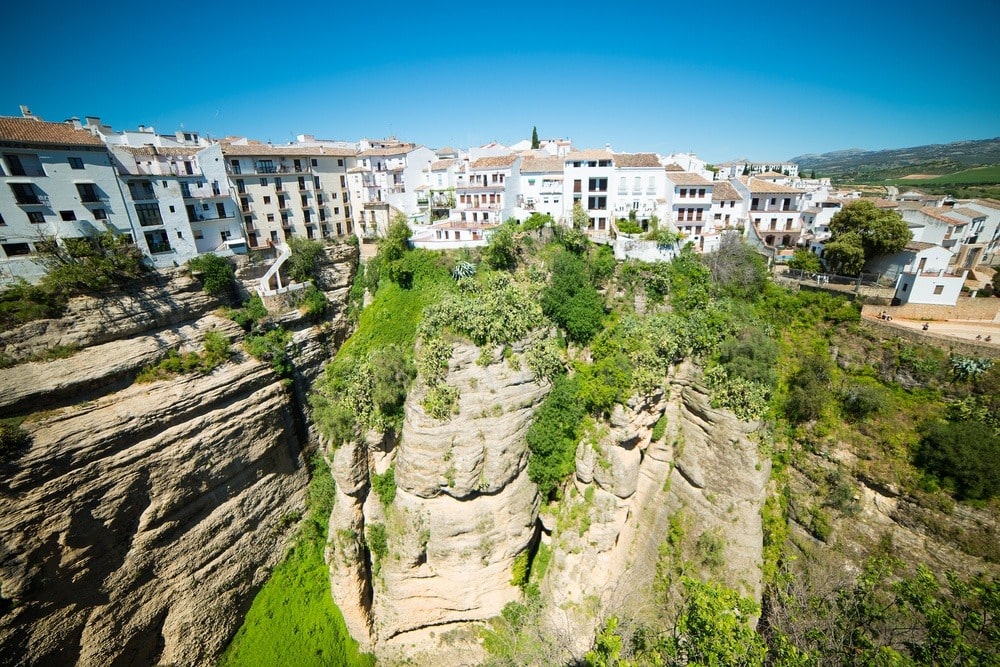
[666, 172, 713, 186]
[711, 180, 742, 201]
[470, 154, 518, 169]
[919, 206, 966, 226]
[429, 158, 457, 171]
[614, 153, 661, 168]
[949, 206, 987, 219]
[521, 156, 564, 173]
[743, 176, 804, 194]
[565, 149, 614, 162]
[664, 163, 685, 172]
[357, 144, 418, 157]
[0, 116, 104, 147]
[222, 144, 355, 157]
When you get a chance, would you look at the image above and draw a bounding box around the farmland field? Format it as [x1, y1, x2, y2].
[889, 165, 1000, 185]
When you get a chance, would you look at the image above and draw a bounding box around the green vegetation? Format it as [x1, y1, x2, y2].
[888, 165, 1000, 186]
[298, 285, 328, 320]
[0, 232, 146, 331]
[245, 327, 294, 378]
[366, 523, 388, 576]
[787, 247, 822, 273]
[0, 420, 31, 461]
[525, 375, 587, 498]
[915, 420, 1000, 500]
[286, 238, 325, 283]
[227, 294, 269, 331]
[219, 456, 374, 667]
[541, 249, 605, 344]
[188, 253, 235, 297]
[823, 200, 911, 275]
[371, 464, 396, 507]
[135, 330, 232, 383]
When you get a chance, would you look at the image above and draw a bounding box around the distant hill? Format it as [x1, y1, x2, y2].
[790, 137, 1000, 180]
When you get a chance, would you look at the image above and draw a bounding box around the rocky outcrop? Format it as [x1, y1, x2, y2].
[541, 360, 769, 658]
[326, 340, 549, 664]
[0, 244, 357, 666]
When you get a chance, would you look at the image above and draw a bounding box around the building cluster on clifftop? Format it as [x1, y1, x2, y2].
[1, 105, 998, 291]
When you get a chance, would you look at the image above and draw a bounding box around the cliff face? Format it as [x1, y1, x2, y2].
[0, 245, 356, 666]
[327, 340, 549, 665]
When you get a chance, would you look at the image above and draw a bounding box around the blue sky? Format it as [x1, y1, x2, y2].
[4, 0, 998, 163]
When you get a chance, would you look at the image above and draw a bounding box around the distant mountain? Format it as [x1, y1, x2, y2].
[790, 137, 1000, 177]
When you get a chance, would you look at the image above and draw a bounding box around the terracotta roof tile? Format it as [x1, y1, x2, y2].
[756, 170, 787, 179]
[470, 154, 517, 169]
[357, 144, 417, 157]
[0, 117, 104, 147]
[614, 153, 661, 168]
[745, 177, 803, 194]
[664, 163, 685, 171]
[666, 172, 713, 186]
[430, 159, 457, 171]
[971, 198, 1000, 211]
[905, 241, 936, 251]
[565, 149, 614, 161]
[949, 206, 987, 219]
[521, 156, 564, 173]
[711, 181, 742, 201]
[919, 207, 966, 226]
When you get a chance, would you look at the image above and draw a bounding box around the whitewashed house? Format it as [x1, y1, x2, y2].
[893, 242, 966, 305]
[613, 153, 666, 229]
[733, 176, 805, 249]
[664, 172, 714, 249]
[0, 112, 135, 283]
[455, 154, 520, 225]
[349, 141, 435, 237]
[705, 180, 745, 252]
[564, 149, 615, 235]
[517, 156, 564, 222]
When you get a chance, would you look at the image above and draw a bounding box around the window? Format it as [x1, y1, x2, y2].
[230, 160, 241, 174]
[76, 183, 100, 203]
[337, 159, 343, 167]
[267, 214, 275, 222]
[633, 177, 641, 194]
[275, 178, 283, 191]
[298, 176, 306, 189]
[236, 179, 245, 194]
[168, 205, 175, 213]
[28, 211, 44, 223]
[10, 183, 40, 204]
[2, 242, 30, 256]
[263, 196, 271, 204]
[4, 154, 26, 176]
[588, 177, 607, 192]
[698, 189, 706, 197]
[751, 198, 760, 209]
[194, 230, 204, 240]
[587, 196, 607, 210]
[680, 188, 687, 198]
[618, 177, 627, 194]
[68, 157, 84, 169]
[260, 178, 268, 187]
[257, 160, 275, 174]
[934, 285, 944, 295]
[573, 179, 582, 193]
[312, 159, 319, 167]
[201, 203, 209, 211]
[144, 230, 171, 253]
[94, 208, 107, 220]
[770, 198, 776, 206]
[135, 203, 163, 227]
[176, 231, 183, 239]
[315, 177, 321, 188]
[0, 213, 4, 225]
[60, 210, 77, 221]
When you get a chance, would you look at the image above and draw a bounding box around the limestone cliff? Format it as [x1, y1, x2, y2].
[0, 244, 356, 666]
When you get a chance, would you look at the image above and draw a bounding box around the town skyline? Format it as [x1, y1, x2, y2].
[4, 0, 997, 163]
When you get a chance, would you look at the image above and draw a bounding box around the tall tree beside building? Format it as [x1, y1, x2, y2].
[531, 126, 539, 149]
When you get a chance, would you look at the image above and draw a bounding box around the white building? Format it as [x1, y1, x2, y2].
[613, 153, 666, 228]
[0, 112, 137, 283]
[517, 155, 564, 222]
[564, 149, 616, 234]
[223, 143, 355, 248]
[733, 176, 805, 249]
[664, 172, 714, 248]
[424, 158, 461, 222]
[349, 142, 435, 237]
[455, 154, 520, 225]
[706, 180, 745, 252]
[894, 243, 966, 306]
[716, 160, 799, 179]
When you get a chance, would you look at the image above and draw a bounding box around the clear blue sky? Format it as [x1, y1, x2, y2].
[4, 0, 998, 163]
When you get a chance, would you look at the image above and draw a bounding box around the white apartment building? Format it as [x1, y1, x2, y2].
[110, 144, 241, 266]
[613, 153, 666, 228]
[706, 180, 745, 252]
[517, 156, 564, 222]
[716, 160, 800, 179]
[564, 150, 615, 234]
[733, 176, 805, 248]
[0, 114, 137, 283]
[664, 172, 714, 247]
[349, 142, 435, 237]
[661, 152, 710, 178]
[424, 158, 461, 221]
[223, 144, 355, 248]
[455, 154, 520, 224]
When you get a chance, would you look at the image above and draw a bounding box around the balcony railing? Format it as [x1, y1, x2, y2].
[15, 193, 50, 206]
[80, 195, 109, 204]
[231, 163, 313, 176]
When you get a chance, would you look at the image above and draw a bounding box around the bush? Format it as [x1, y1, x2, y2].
[915, 420, 1000, 500]
[188, 254, 235, 296]
[366, 523, 388, 576]
[371, 465, 396, 507]
[522, 213, 553, 231]
[422, 384, 459, 420]
[286, 238, 325, 282]
[245, 326, 294, 378]
[299, 285, 327, 319]
[785, 354, 831, 423]
[526, 375, 586, 498]
[841, 382, 885, 421]
[136, 330, 232, 382]
[483, 224, 517, 271]
[0, 421, 30, 460]
[717, 327, 779, 388]
[541, 250, 605, 344]
[228, 294, 269, 331]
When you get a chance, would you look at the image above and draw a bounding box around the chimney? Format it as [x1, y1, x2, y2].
[84, 116, 101, 127]
[19, 105, 38, 120]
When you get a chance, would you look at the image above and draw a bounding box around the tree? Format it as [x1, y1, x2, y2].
[916, 419, 1000, 500]
[810, 169, 816, 179]
[742, 164, 750, 176]
[531, 126, 539, 150]
[286, 237, 325, 282]
[483, 223, 516, 270]
[188, 253, 235, 297]
[703, 233, 769, 301]
[822, 231, 866, 276]
[787, 248, 822, 273]
[571, 201, 590, 231]
[828, 200, 911, 263]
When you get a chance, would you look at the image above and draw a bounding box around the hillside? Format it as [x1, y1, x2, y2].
[791, 137, 1000, 180]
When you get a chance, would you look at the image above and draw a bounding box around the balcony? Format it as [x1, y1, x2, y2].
[81, 195, 109, 204]
[15, 193, 49, 206]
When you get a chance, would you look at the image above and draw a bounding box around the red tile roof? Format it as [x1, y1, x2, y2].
[0, 117, 104, 147]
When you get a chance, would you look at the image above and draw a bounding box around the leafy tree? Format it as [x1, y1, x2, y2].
[483, 224, 516, 270]
[915, 419, 1000, 500]
[286, 237, 325, 282]
[379, 214, 412, 264]
[542, 250, 604, 344]
[828, 200, 911, 264]
[785, 353, 831, 423]
[667, 247, 712, 312]
[525, 375, 585, 498]
[531, 126, 539, 150]
[522, 212, 553, 231]
[717, 327, 779, 387]
[822, 231, 866, 276]
[188, 253, 235, 296]
[787, 248, 822, 273]
[703, 233, 769, 301]
[571, 201, 590, 231]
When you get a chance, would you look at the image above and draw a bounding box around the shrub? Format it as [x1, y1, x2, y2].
[651, 414, 668, 442]
[616, 218, 643, 235]
[245, 326, 294, 378]
[483, 224, 517, 271]
[366, 523, 388, 576]
[299, 285, 327, 319]
[228, 294, 268, 331]
[915, 420, 1000, 500]
[526, 375, 586, 498]
[522, 212, 553, 231]
[188, 254, 235, 296]
[371, 465, 396, 507]
[422, 384, 459, 420]
[841, 382, 885, 421]
[525, 337, 564, 382]
[541, 250, 604, 344]
[286, 238, 325, 282]
[0, 420, 30, 460]
[717, 327, 779, 388]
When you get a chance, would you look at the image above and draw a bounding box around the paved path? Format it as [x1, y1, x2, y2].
[867, 314, 1000, 344]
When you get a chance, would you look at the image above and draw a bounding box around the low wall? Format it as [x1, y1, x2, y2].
[862, 297, 1000, 323]
[859, 319, 1000, 359]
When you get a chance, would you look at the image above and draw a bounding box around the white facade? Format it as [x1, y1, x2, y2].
[0, 115, 136, 283]
[516, 156, 564, 222]
[665, 172, 714, 249]
[895, 266, 967, 305]
[613, 154, 667, 228]
[455, 154, 520, 225]
[733, 176, 805, 248]
[350, 143, 435, 237]
[564, 150, 616, 234]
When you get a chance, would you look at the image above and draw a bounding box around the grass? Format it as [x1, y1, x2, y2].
[888, 165, 1000, 186]
[217, 538, 373, 667]
[218, 456, 374, 667]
